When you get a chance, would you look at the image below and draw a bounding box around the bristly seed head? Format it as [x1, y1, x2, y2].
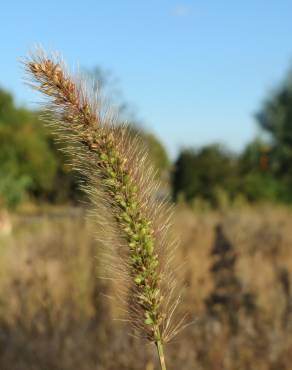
[23, 49, 185, 343]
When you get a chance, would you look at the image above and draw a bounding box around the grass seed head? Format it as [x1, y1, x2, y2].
[23, 49, 184, 343]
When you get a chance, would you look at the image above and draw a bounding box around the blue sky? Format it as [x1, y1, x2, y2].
[1, 1, 292, 157]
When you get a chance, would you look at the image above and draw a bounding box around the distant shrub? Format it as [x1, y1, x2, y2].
[172, 144, 238, 206]
[0, 90, 58, 207]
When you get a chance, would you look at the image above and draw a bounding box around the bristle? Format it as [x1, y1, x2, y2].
[23, 48, 184, 346]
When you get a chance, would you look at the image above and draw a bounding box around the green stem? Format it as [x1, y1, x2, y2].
[155, 329, 167, 370]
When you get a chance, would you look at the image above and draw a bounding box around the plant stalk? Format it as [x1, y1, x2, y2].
[155, 329, 167, 370]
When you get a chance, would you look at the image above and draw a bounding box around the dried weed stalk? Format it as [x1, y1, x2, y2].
[23, 49, 185, 370]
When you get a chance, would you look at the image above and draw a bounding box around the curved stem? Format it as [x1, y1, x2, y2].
[155, 329, 167, 370]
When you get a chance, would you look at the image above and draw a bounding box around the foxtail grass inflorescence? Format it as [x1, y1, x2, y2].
[23, 49, 185, 369]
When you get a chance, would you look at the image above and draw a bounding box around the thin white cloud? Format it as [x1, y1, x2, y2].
[172, 4, 192, 17]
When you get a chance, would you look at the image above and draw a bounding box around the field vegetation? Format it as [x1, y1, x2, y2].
[1, 205, 292, 369]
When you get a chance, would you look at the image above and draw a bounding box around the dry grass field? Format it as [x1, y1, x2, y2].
[1, 204, 292, 369]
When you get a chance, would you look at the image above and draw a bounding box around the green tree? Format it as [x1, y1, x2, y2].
[172, 144, 237, 206]
[0, 89, 58, 207]
[256, 69, 292, 201]
[238, 139, 283, 202]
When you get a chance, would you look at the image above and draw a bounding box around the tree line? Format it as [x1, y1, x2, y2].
[0, 88, 169, 208]
[173, 67, 292, 207]
[1, 65, 292, 208]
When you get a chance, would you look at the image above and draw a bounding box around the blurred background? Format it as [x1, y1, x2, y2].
[1, 1, 292, 369]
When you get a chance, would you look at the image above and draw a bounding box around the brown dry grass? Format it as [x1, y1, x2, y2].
[1, 204, 292, 369]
